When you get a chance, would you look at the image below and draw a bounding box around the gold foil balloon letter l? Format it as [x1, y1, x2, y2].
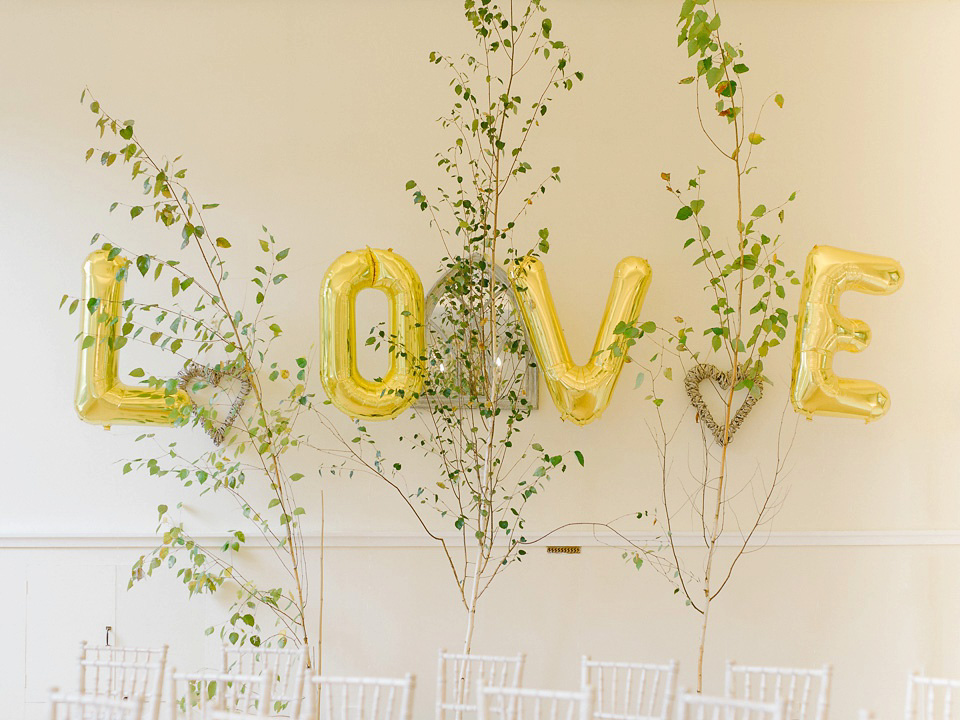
[75, 249, 189, 427]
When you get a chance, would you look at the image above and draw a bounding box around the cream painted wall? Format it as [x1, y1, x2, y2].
[1, 1, 958, 719]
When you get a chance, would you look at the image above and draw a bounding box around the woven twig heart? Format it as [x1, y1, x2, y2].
[684, 363, 763, 447]
[178, 362, 252, 446]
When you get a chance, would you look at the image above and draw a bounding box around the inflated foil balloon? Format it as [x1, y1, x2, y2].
[790, 244, 904, 422]
[319, 248, 425, 420]
[510, 255, 653, 425]
[75, 249, 189, 427]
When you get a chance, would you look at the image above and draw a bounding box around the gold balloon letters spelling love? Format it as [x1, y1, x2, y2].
[510, 256, 653, 425]
[75, 243, 903, 427]
[319, 248, 426, 420]
[790, 245, 904, 422]
[75, 249, 189, 428]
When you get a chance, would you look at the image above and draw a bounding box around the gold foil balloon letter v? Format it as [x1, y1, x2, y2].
[319, 248, 426, 420]
[75, 249, 189, 428]
[790, 245, 904, 422]
[510, 255, 653, 425]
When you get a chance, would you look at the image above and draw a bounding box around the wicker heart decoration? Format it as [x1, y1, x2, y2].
[683, 363, 763, 447]
[177, 362, 252, 446]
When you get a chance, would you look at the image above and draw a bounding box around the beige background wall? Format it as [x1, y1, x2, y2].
[2, 1, 958, 719]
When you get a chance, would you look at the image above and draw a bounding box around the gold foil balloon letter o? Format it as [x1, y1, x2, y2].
[319, 248, 425, 420]
[75, 249, 189, 427]
[790, 245, 904, 422]
[510, 255, 653, 425]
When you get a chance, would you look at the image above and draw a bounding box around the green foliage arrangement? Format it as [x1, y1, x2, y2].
[66, 89, 321, 661]
[381, 0, 586, 657]
[63, 0, 587, 673]
[614, 0, 800, 691]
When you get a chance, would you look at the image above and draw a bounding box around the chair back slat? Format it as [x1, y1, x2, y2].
[78, 642, 168, 720]
[725, 663, 831, 720]
[679, 691, 787, 720]
[222, 643, 309, 715]
[479, 684, 595, 720]
[48, 690, 146, 720]
[906, 674, 960, 720]
[169, 668, 273, 719]
[436, 650, 525, 720]
[581, 657, 678, 720]
[305, 675, 415, 720]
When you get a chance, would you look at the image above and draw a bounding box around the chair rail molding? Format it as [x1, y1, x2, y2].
[1, 530, 959, 549]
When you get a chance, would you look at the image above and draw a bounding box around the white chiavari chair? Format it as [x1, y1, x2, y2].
[48, 688, 146, 720]
[166, 669, 272, 720]
[78, 642, 169, 720]
[436, 650, 526, 720]
[725, 662, 832, 720]
[678, 691, 787, 720]
[302, 675, 416, 720]
[905, 673, 960, 720]
[477, 684, 594, 720]
[580, 657, 678, 720]
[221, 644, 310, 716]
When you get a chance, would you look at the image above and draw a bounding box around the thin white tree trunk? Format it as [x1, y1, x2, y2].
[454, 550, 484, 720]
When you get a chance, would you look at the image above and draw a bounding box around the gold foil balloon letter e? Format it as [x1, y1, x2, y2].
[510, 255, 653, 425]
[790, 245, 904, 422]
[75, 249, 189, 427]
[319, 248, 426, 420]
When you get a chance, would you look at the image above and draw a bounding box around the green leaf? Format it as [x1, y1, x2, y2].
[405, 180, 416, 190]
[635, 372, 645, 388]
[276, 248, 290, 261]
[705, 67, 723, 89]
[775, 94, 784, 108]
[676, 206, 693, 221]
[136, 255, 150, 276]
[215, 237, 231, 248]
[748, 133, 764, 145]
[81, 335, 95, 350]
[751, 204, 766, 217]
[574, 450, 584, 467]
[717, 80, 737, 98]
